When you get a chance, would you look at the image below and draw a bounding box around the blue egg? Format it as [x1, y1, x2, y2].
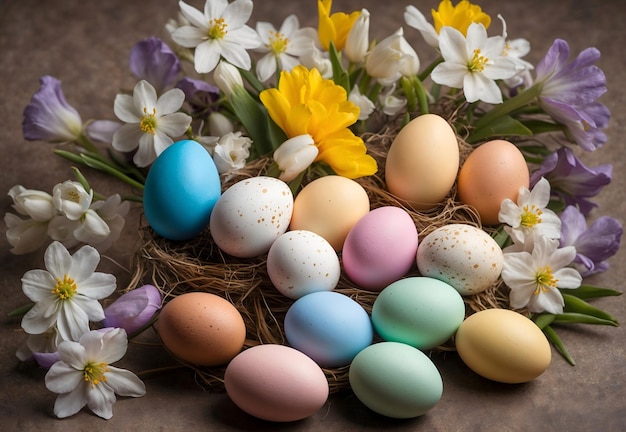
[284, 291, 374, 367]
[143, 140, 221, 241]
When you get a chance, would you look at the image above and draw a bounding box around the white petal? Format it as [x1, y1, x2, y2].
[46, 362, 84, 393]
[21, 269, 56, 301]
[438, 26, 468, 64]
[87, 383, 116, 419]
[483, 58, 518, 80]
[171, 25, 206, 48]
[113, 94, 140, 123]
[404, 5, 439, 48]
[463, 72, 503, 104]
[73, 296, 107, 322]
[156, 88, 186, 115]
[133, 81, 157, 112]
[78, 273, 117, 299]
[204, 0, 228, 20]
[69, 244, 100, 283]
[223, 0, 253, 28]
[152, 130, 175, 156]
[57, 302, 91, 341]
[228, 25, 261, 49]
[21, 300, 58, 334]
[157, 112, 192, 137]
[194, 40, 222, 73]
[73, 210, 111, 244]
[179, 0, 209, 29]
[134, 134, 157, 167]
[256, 53, 277, 82]
[256, 21, 275, 45]
[58, 339, 88, 368]
[280, 14, 299, 36]
[508, 284, 534, 309]
[554, 268, 583, 289]
[220, 40, 252, 70]
[100, 329, 129, 363]
[45, 241, 72, 279]
[112, 124, 143, 153]
[528, 289, 564, 314]
[106, 366, 146, 397]
[430, 62, 467, 88]
[53, 385, 88, 418]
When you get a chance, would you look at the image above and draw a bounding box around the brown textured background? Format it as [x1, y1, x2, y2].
[1, 0, 625, 430]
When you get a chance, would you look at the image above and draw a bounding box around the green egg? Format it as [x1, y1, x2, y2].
[371, 277, 465, 349]
[349, 342, 443, 418]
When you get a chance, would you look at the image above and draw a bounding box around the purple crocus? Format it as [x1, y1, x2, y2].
[101, 284, 162, 335]
[559, 205, 622, 276]
[130, 37, 181, 93]
[530, 147, 612, 215]
[22, 76, 83, 142]
[175, 77, 220, 113]
[535, 39, 610, 151]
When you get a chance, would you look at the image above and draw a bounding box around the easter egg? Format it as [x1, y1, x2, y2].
[385, 114, 459, 210]
[349, 342, 443, 418]
[143, 139, 221, 241]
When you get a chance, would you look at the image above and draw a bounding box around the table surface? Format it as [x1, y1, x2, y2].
[1, 0, 625, 431]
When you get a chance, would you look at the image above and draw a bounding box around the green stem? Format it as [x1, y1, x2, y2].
[543, 325, 575, 366]
[412, 75, 430, 115]
[473, 83, 542, 131]
[7, 303, 34, 317]
[75, 133, 99, 154]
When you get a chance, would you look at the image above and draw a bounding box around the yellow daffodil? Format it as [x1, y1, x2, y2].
[317, 0, 361, 51]
[432, 0, 491, 36]
[260, 65, 377, 179]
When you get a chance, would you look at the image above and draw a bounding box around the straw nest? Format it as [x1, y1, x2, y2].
[128, 119, 513, 393]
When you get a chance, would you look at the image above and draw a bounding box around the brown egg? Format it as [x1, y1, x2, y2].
[457, 140, 529, 225]
[157, 292, 246, 366]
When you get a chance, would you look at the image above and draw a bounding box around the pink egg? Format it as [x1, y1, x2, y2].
[224, 344, 329, 422]
[342, 206, 418, 291]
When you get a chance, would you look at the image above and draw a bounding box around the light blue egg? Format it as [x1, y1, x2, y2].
[371, 277, 465, 350]
[284, 291, 373, 368]
[143, 139, 221, 241]
[349, 341, 443, 418]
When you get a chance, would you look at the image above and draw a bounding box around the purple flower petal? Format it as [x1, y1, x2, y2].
[101, 285, 162, 334]
[130, 37, 181, 93]
[175, 77, 220, 112]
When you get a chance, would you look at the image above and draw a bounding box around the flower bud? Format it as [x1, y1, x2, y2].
[52, 180, 92, 221]
[345, 9, 370, 64]
[214, 61, 244, 97]
[365, 27, 420, 86]
[8, 185, 55, 222]
[273, 134, 319, 182]
[208, 111, 235, 136]
[349, 86, 375, 121]
[101, 285, 162, 334]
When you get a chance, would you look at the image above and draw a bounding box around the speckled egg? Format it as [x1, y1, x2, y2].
[267, 230, 341, 299]
[209, 176, 293, 258]
[416, 224, 503, 295]
[225, 344, 329, 422]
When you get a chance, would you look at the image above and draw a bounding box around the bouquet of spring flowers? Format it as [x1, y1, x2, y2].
[7, 0, 622, 422]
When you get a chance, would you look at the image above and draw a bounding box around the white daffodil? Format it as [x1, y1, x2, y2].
[498, 177, 562, 246]
[210, 131, 252, 174]
[8, 185, 55, 221]
[45, 328, 146, 419]
[365, 28, 420, 86]
[255, 14, 314, 82]
[113, 80, 191, 167]
[52, 181, 92, 221]
[273, 134, 319, 182]
[431, 22, 518, 104]
[171, 0, 261, 74]
[349, 85, 375, 121]
[20, 241, 116, 342]
[344, 8, 370, 64]
[502, 236, 582, 314]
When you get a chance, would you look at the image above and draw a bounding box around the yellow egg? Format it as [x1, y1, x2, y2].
[385, 114, 459, 210]
[457, 139, 529, 225]
[290, 176, 370, 251]
[455, 309, 551, 383]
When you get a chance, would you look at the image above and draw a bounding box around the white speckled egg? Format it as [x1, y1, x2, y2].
[209, 176, 293, 258]
[416, 224, 503, 295]
[267, 230, 341, 299]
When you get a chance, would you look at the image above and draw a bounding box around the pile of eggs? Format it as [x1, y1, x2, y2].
[143, 114, 551, 422]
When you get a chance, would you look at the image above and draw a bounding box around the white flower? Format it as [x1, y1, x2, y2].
[113, 80, 191, 167]
[16, 327, 63, 368]
[365, 28, 420, 86]
[404, 5, 440, 48]
[72, 209, 111, 245]
[273, 134, 319, 182]
[52, 181, 92, 221]
[255, 14, 313, 82]
[298, 41, 333, 79]
[214, 60, 244, 97]
[20, 241, 116, 341]
[498, 177, 562, 245]
[431, 22, 518, 104]
[502, 236, 582, 314]
[45, 328, 146, 419]
[210, 131, 252, 174]
[208, 111, 234, 136]
[378, 84, 407, 116]
[497, 15, 533, 89]
[344, 8, 370, 64]
[86, 194, 130, 252]
[349, 85, 375, 121]
[9, 185, 55, 221]
[5, 213, 49, 254]
[171, 0, 261, 74]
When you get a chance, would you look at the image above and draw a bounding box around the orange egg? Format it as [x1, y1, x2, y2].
[157, 292, 246, 366]
[457, 140, 529, 225]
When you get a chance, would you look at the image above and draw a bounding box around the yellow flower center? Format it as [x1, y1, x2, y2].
[468, 49, 489, 72]
[520, 204, 543, 228]
[66, 190, 81, 203]
[269, 30, 289, 55]
[208, 18, 228, 40]
[140, 107, 157, 135]
[52, 274, 77, 300]
[534, 265, 558, 294]
[83, 362, 110, 388]
[432, 0, 491, 36]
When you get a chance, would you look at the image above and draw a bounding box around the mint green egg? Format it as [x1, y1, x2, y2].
[349, 342, 443, 418]
[371, 277, 465, 349]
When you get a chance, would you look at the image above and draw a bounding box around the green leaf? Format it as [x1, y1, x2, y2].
[552, 312, 618, 327]
[329, 41, 350, 93]
[562, 293, 619, 324]
[543, 325, 575, 366]
[230, 87, 276, 157]
[563, 285, 622, 300]
[490, 225, 511, 249]
[533, 313, 555, 329]
[71, 167, 91, 192]
[238, 67, 265, 95]
[467, 115, 533, 144]
[517, 144, 554, 157]
[7, 302, 34, 318]
[519, 119, 564, 135]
